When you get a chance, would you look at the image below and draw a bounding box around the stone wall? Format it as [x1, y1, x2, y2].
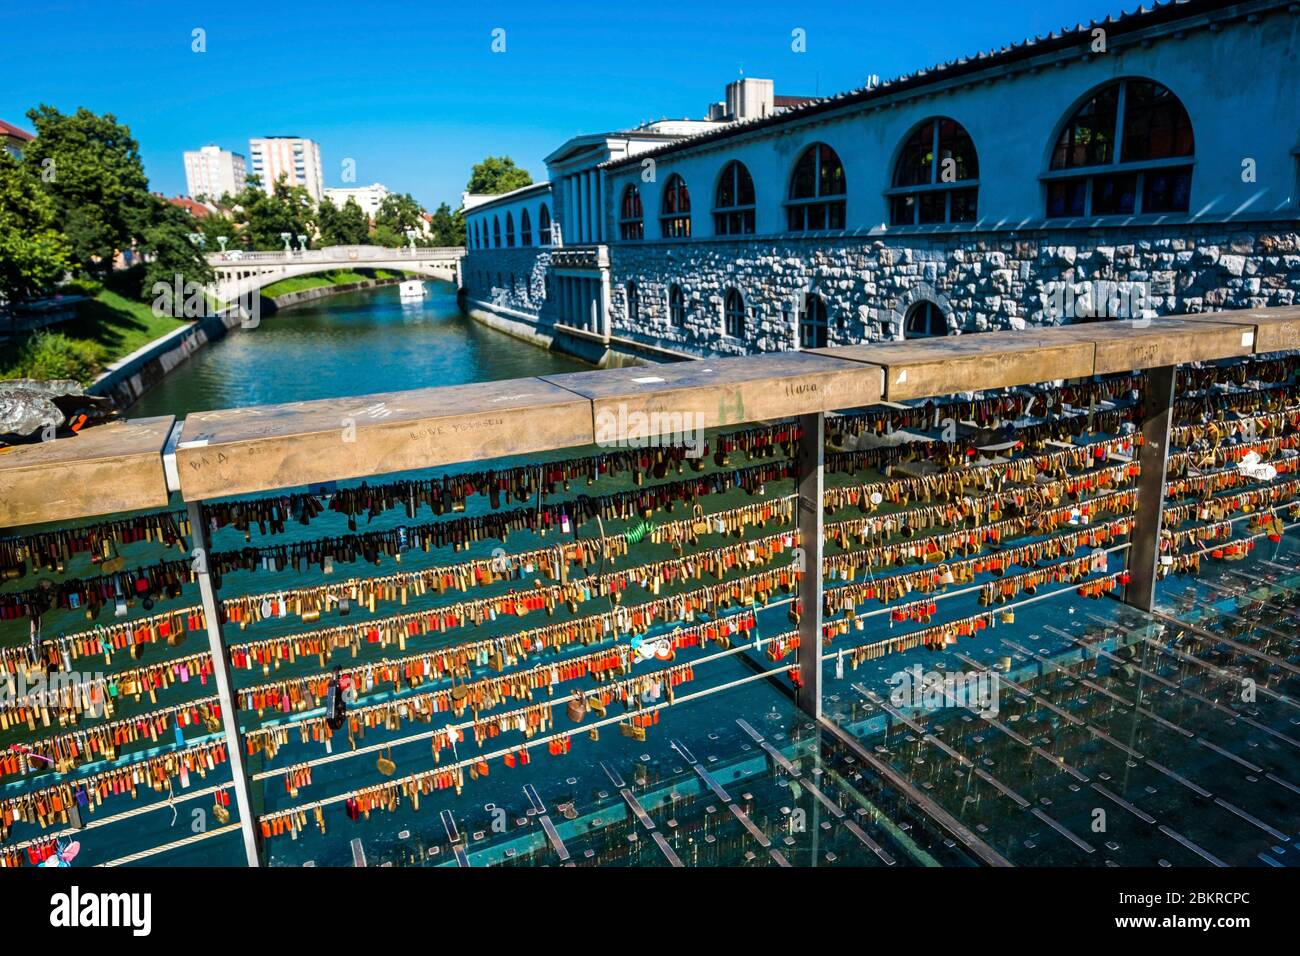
[462, 248, 552, 321]
[606, 224, 1300, 358]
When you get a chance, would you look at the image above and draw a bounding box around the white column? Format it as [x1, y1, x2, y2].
[600, 268, 612, 338]
[565, 177, 576, 247]
[579, 175, 589, 244]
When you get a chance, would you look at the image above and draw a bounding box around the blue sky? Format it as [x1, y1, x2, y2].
[1, 0, 1133, 209]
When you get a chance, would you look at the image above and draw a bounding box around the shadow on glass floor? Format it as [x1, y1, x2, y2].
[820, 537, 1300, 867]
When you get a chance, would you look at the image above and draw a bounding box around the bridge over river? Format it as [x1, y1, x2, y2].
[207, 244, 463, 304]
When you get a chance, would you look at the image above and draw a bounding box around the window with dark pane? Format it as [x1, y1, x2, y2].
[669, 283, 686, 327]
[619, 185, 644, 240]
[626, 281, 639, 323]
[1046, 79, 1194, 218]
[714, 161, 757, 236]
[787, 143, 846, 233]
[904, 300, 948, 338]
[889, 118, 979, 226]
[799, 293, 830, 349]
[520, 209, 532, 246]
[539, 204, 552, 245]
[724, 288, 745, 337]
[660, 175, 692, 239]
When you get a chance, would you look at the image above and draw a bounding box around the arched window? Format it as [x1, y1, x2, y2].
[1046, 79, 1194, 217]
[799, 293, 829, 349]
[493, 216, 501, 248]
[714, 161, 756, 235]
[669, 283, 686, 327]
[787, 144, 846, 232]
[660, 175, 691, 238]
[619, 185, 644, 240]
[471, 221, 479, 249]
[889, 118, 979, 226]
[724, 288, 746, 338]
[904, 301, 948, 338]
[520, 209, 532, 246]
[505, 212, 515, 247]
[538, 204, 552, 245]
[626, 281, 639, 324]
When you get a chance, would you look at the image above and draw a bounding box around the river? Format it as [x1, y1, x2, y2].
[130, 280, 585, 418]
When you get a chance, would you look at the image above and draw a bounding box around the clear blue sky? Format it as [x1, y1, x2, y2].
[1, 0, 1131, 209]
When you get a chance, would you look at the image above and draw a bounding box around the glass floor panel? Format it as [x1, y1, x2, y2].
[820, 537, 1300, 868]
[265, 672, 982, 868]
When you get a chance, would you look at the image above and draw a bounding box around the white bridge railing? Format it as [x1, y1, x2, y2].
[207, 245, 464, 265]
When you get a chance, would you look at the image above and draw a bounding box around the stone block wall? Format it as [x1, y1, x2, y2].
[463, 248, 552, 321]
[606, 223, 1300, 357]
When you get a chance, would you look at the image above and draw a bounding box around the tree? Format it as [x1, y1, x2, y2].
[427, 202, 465, 247]
[232, 176, 317, 250]
[466, 156, 532, 195]
[317, 196, 369, 246]
[373, 192, 426, 247]
[0, 151, 71, 304]
[198, 209, 240, 249]
[22, 105, 153, 276]
[140, 198, 214, 298]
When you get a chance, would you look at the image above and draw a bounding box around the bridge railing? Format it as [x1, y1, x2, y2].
[2, 304, 1299, 868]
[207, 245, 464, 265]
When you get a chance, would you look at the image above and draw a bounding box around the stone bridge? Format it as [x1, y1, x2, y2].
[207, 245, 463, 304]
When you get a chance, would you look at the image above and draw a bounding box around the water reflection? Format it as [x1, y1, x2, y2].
[130, 282, 586, 418]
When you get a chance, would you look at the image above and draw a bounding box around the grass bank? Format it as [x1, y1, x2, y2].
[261, 268, 405, 297]
[1, 286, 189, 384]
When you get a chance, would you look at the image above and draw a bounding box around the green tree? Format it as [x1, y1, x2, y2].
[466, 156, 532, 195]
[140, 198, 215, 298]
[317, 196, 369, 246]
[373, 192, 426, 247]
[22, 105, 153, 276]
[427, 202, 465, 247]
[233, 176, 317, 250]
[198, 209, 240, 249]
[0, 151, 71, 304]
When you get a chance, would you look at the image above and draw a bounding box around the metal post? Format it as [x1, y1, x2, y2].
[1124, 363, 1176, 613]
[797, 411, 825, 718]
[187, 501, 262, 866]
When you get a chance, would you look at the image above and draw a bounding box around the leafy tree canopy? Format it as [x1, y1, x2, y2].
[22, 105, 152, 275]
[230, 177, 317, 251]
[466, 156, 532, 195]
[427, 202, 465, 247]
[0, 151, 71, 304]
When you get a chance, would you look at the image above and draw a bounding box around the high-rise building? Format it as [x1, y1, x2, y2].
[182, 145, 247, 201]
[322, 183, 391, 221]
[248, 136, 324, 201]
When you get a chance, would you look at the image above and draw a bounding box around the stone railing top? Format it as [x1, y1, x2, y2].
[5, 307, 1300, 526]
[0, 416, 174, 527]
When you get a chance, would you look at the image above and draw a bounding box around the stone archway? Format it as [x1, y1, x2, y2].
[887, 283, 953, 340]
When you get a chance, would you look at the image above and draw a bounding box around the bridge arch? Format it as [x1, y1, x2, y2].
[207, 245, 463, 305]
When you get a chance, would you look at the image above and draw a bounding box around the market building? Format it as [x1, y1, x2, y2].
[462, 0, 1300, 366]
